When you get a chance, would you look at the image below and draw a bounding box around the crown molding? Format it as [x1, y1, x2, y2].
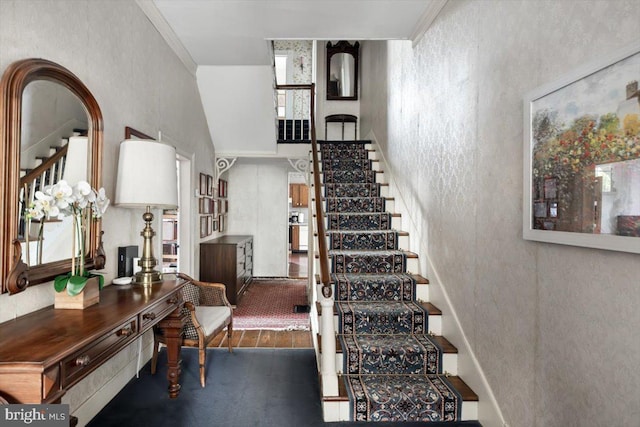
[136, 0, 198, 76]
[410, 0, 448, 47]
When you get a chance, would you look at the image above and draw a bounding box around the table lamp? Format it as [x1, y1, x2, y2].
[115, 139, 178, 287]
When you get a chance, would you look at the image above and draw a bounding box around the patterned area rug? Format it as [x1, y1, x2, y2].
[233, 278, 310, 331]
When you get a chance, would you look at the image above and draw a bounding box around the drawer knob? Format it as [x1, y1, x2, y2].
[75, 355, 91, 366]
[117, 327, 133, 337]
[143, 312, 157, 320]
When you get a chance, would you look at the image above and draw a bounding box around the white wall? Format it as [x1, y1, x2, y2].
[0, 1, 215, 424]
[226, 159, 290, 277]
[359, 2, 640, 427]
[197, 65, 278, 155]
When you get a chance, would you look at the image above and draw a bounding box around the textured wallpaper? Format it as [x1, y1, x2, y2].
[360, 1, 640, 426]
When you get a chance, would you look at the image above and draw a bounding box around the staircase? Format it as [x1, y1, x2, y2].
[313, 141, 479, 423]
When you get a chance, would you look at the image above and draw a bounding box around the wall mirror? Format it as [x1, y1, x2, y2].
[0, 58, 104, 294]
[326, 41, 359, 101]
[523, 42, 640, 254]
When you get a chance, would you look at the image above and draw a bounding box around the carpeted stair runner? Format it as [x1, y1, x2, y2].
[320, 141, 465, 422]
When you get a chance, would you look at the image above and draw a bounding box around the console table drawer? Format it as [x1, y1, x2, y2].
[61, 318, 137, 388]
[139, 296, 180, 331]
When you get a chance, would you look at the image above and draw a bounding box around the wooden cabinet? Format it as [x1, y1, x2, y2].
[200, 235, 253, 305]
[290, 183, 308, 207]
[290, 225, 308, 252]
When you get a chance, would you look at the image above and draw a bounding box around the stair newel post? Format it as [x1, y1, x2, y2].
[320, 296, 338, 395]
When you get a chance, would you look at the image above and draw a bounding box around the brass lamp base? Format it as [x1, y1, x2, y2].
[132, 270, 163, 287]
[132, 206, 164, 288]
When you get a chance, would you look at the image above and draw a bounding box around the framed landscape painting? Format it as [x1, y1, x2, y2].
[523, 41, 640, 253]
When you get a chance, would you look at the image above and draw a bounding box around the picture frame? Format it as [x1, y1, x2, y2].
[218, 179, 227, 198]
[218, 214, 225, 232]
[199, 197, 212, 214]
[523, 41, 640, 254]
[200, 216, 208, 238]
[199, 173, 207, 196]
[206, 175, 214, 196]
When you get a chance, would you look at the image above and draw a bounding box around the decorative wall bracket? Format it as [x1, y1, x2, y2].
[288, 157, 310, 185]
[215, 157, 237, 182]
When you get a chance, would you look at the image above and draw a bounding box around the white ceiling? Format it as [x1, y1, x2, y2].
[150, 0, 442, 66]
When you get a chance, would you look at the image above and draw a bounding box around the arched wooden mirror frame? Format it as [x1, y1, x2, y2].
[326, 41, 360, 101]
[0, 58, 104, 294]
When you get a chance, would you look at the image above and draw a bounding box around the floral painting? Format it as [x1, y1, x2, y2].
[528, 48, 640, 239]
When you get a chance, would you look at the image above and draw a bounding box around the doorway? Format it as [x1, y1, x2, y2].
[161, 151, 193, 276]
[288, 172, 308, 278]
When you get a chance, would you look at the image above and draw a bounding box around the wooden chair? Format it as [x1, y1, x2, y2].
[151, 273, 233, 387]
[325, 114, 357, 140]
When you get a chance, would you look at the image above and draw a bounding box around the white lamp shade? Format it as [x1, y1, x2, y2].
[114, 139, 178, 209]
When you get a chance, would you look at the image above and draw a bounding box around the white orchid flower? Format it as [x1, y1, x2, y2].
[25, 203, 45, 220]
[34, 192, 59, 218]
[92, 187, 110, 218]
[72, 181, 94, 209]
[48, 180, 73, 210]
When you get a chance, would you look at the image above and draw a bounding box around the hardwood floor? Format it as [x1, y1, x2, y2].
[288, 251, 308, 278]
[206, 253, 313, 349]
[208, 329, 313, 348]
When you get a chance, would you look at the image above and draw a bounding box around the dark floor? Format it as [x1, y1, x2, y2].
[87, 348, 482, 427]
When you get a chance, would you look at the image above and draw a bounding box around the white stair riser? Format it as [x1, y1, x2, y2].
[330, 351, 458, 376]
[416, 283, 429, 301]
[322, 400, 476, 422]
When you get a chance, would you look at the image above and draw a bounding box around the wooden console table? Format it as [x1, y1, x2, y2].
[0, 278, 187, 404]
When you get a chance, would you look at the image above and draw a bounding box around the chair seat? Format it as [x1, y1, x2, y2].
[196, 305, 232, 337]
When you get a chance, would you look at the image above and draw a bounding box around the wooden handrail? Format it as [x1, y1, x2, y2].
[308, 84, 332, 298]
[276, 83, 332, 298]
[20, 144, 68, 187]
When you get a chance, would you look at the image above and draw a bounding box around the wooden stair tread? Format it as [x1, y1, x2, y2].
[317, 333, 457, 354]
[328, 375, 477, 402]
[420, 302, 441, 315]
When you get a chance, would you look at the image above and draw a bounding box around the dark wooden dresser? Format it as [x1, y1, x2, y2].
[200, 235, 253, 305]
[0, 278, 187, 404]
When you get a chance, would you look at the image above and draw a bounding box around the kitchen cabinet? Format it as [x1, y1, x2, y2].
[200, 235, 253, 305]
[290, 224, 308, 252]
[290, 183, 308, 207]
